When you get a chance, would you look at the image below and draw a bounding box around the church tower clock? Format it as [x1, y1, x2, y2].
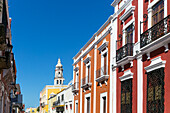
[54, 58, 65, 85]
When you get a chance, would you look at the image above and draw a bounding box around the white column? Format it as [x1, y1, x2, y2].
[112, 16, 118, 113]
[137, 0, 144, 112]
[72, 65, 75, 113]
[164, 0, 167, 17]
[80, 58, 83, 113]
[109, 21, 114, 113]
[137, 55, 143, 113]
[93, 44, 97, 113]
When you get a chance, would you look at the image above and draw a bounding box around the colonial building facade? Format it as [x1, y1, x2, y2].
[40, 59, 68, 113]
[72, 0, 170, 113]
[0, 0, 24, 113]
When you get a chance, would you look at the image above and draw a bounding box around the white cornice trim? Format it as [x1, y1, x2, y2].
[119, 6, 135, 21]
[111, 0, 121, 7]
[72, 27, 112, 66]
[98, 40, 109, 52]
[119, 69, 133, 81]
[144, 56, 166, 72]
[83, 54, 91, 64]
[115, 0, 133, 16]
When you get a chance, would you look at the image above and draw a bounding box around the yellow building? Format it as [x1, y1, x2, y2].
[25, 107, 38, 113]
[40, 59, 68, 113]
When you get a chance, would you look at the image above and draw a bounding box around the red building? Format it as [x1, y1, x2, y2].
[72, 0, 170, 113]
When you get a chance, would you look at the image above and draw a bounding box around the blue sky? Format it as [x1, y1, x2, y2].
[8, 0, 114, 109]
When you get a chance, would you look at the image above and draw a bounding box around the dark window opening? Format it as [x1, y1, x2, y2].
[121, 79, 132, 113]
[147, 68, 164, 113]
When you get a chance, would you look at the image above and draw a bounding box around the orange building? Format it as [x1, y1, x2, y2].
[72, 15, 115, 113]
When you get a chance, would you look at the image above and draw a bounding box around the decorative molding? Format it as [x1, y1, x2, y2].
[83, 54, 91, 64]
[116, 0, 133, 16]
[145, 56, 166, 72]
[119, 69, 133, 81]
[120, 6, 135, 21]
[74, 66, 79, 71]
[98, 40, 109, 52]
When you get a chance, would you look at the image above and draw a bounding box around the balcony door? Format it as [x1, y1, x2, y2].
[125, 24, 133, 45]
[152, 0, 164, 26]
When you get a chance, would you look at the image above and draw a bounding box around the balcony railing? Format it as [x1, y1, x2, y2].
[140, 15, 170, 48]
[11, 94, 23, 107]
[116, 43, 134, 62]
[96, 65, 108, 79]
[96, 66, 109, 84]
[72, 82, 79, 93]
[81, 76, 92, 89]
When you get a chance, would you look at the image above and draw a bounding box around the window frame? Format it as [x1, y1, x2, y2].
[84, 93, 91, 113]
[121, 79, 132, 113]
[100, 92, 107, 113]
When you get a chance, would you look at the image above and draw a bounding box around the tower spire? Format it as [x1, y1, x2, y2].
[54, 58, 65, 85]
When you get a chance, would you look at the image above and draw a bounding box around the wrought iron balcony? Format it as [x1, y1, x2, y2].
[116, 43, 134, 62]
[11, 94, 23, 107]
[72, 82, 79, 93]
[140, 15, 170, 48]
[96, 66, 109, 84]
[81, 76, 92, 90]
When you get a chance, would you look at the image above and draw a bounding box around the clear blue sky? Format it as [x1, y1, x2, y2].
[8, 0, 114, 109]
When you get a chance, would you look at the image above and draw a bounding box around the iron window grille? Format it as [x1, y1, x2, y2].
[147, 68, 164, 113]
[121, 79, 132, 113]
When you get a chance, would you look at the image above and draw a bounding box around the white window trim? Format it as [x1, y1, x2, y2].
[98, 39, 109, 52]
[101, 48, 108, 75]
[86, 61, 91, 83]
[84, 93, 91, 113]
[76, 70, 79, 83]
[122, 19, 135, 46]
[119, 69, 134, 81]
[120, 5, 135, 21]
[147, 0, 167, 29]
[100, 92, 107, 113]
[144, 56, 166, 72]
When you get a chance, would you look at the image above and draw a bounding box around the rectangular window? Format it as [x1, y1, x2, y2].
[152, 0, 164, 25]
[104, 53, 107, 75]
[87, 65, 90, 83]
[70, 104, 72, 110]
[61, 94, 64, 101]
[125, 24, 133, 44]
[147, 68, 164, 113]
[76, 102, 78, 113]
[86, 97, 90, 113]
[103, 97, 106, 113]
[66, 105, 68, 110]
[121, 79, 132, 113]
[58, 96, 60, 103]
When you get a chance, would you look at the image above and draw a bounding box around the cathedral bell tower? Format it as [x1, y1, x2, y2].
[54, 58, 65, 85]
